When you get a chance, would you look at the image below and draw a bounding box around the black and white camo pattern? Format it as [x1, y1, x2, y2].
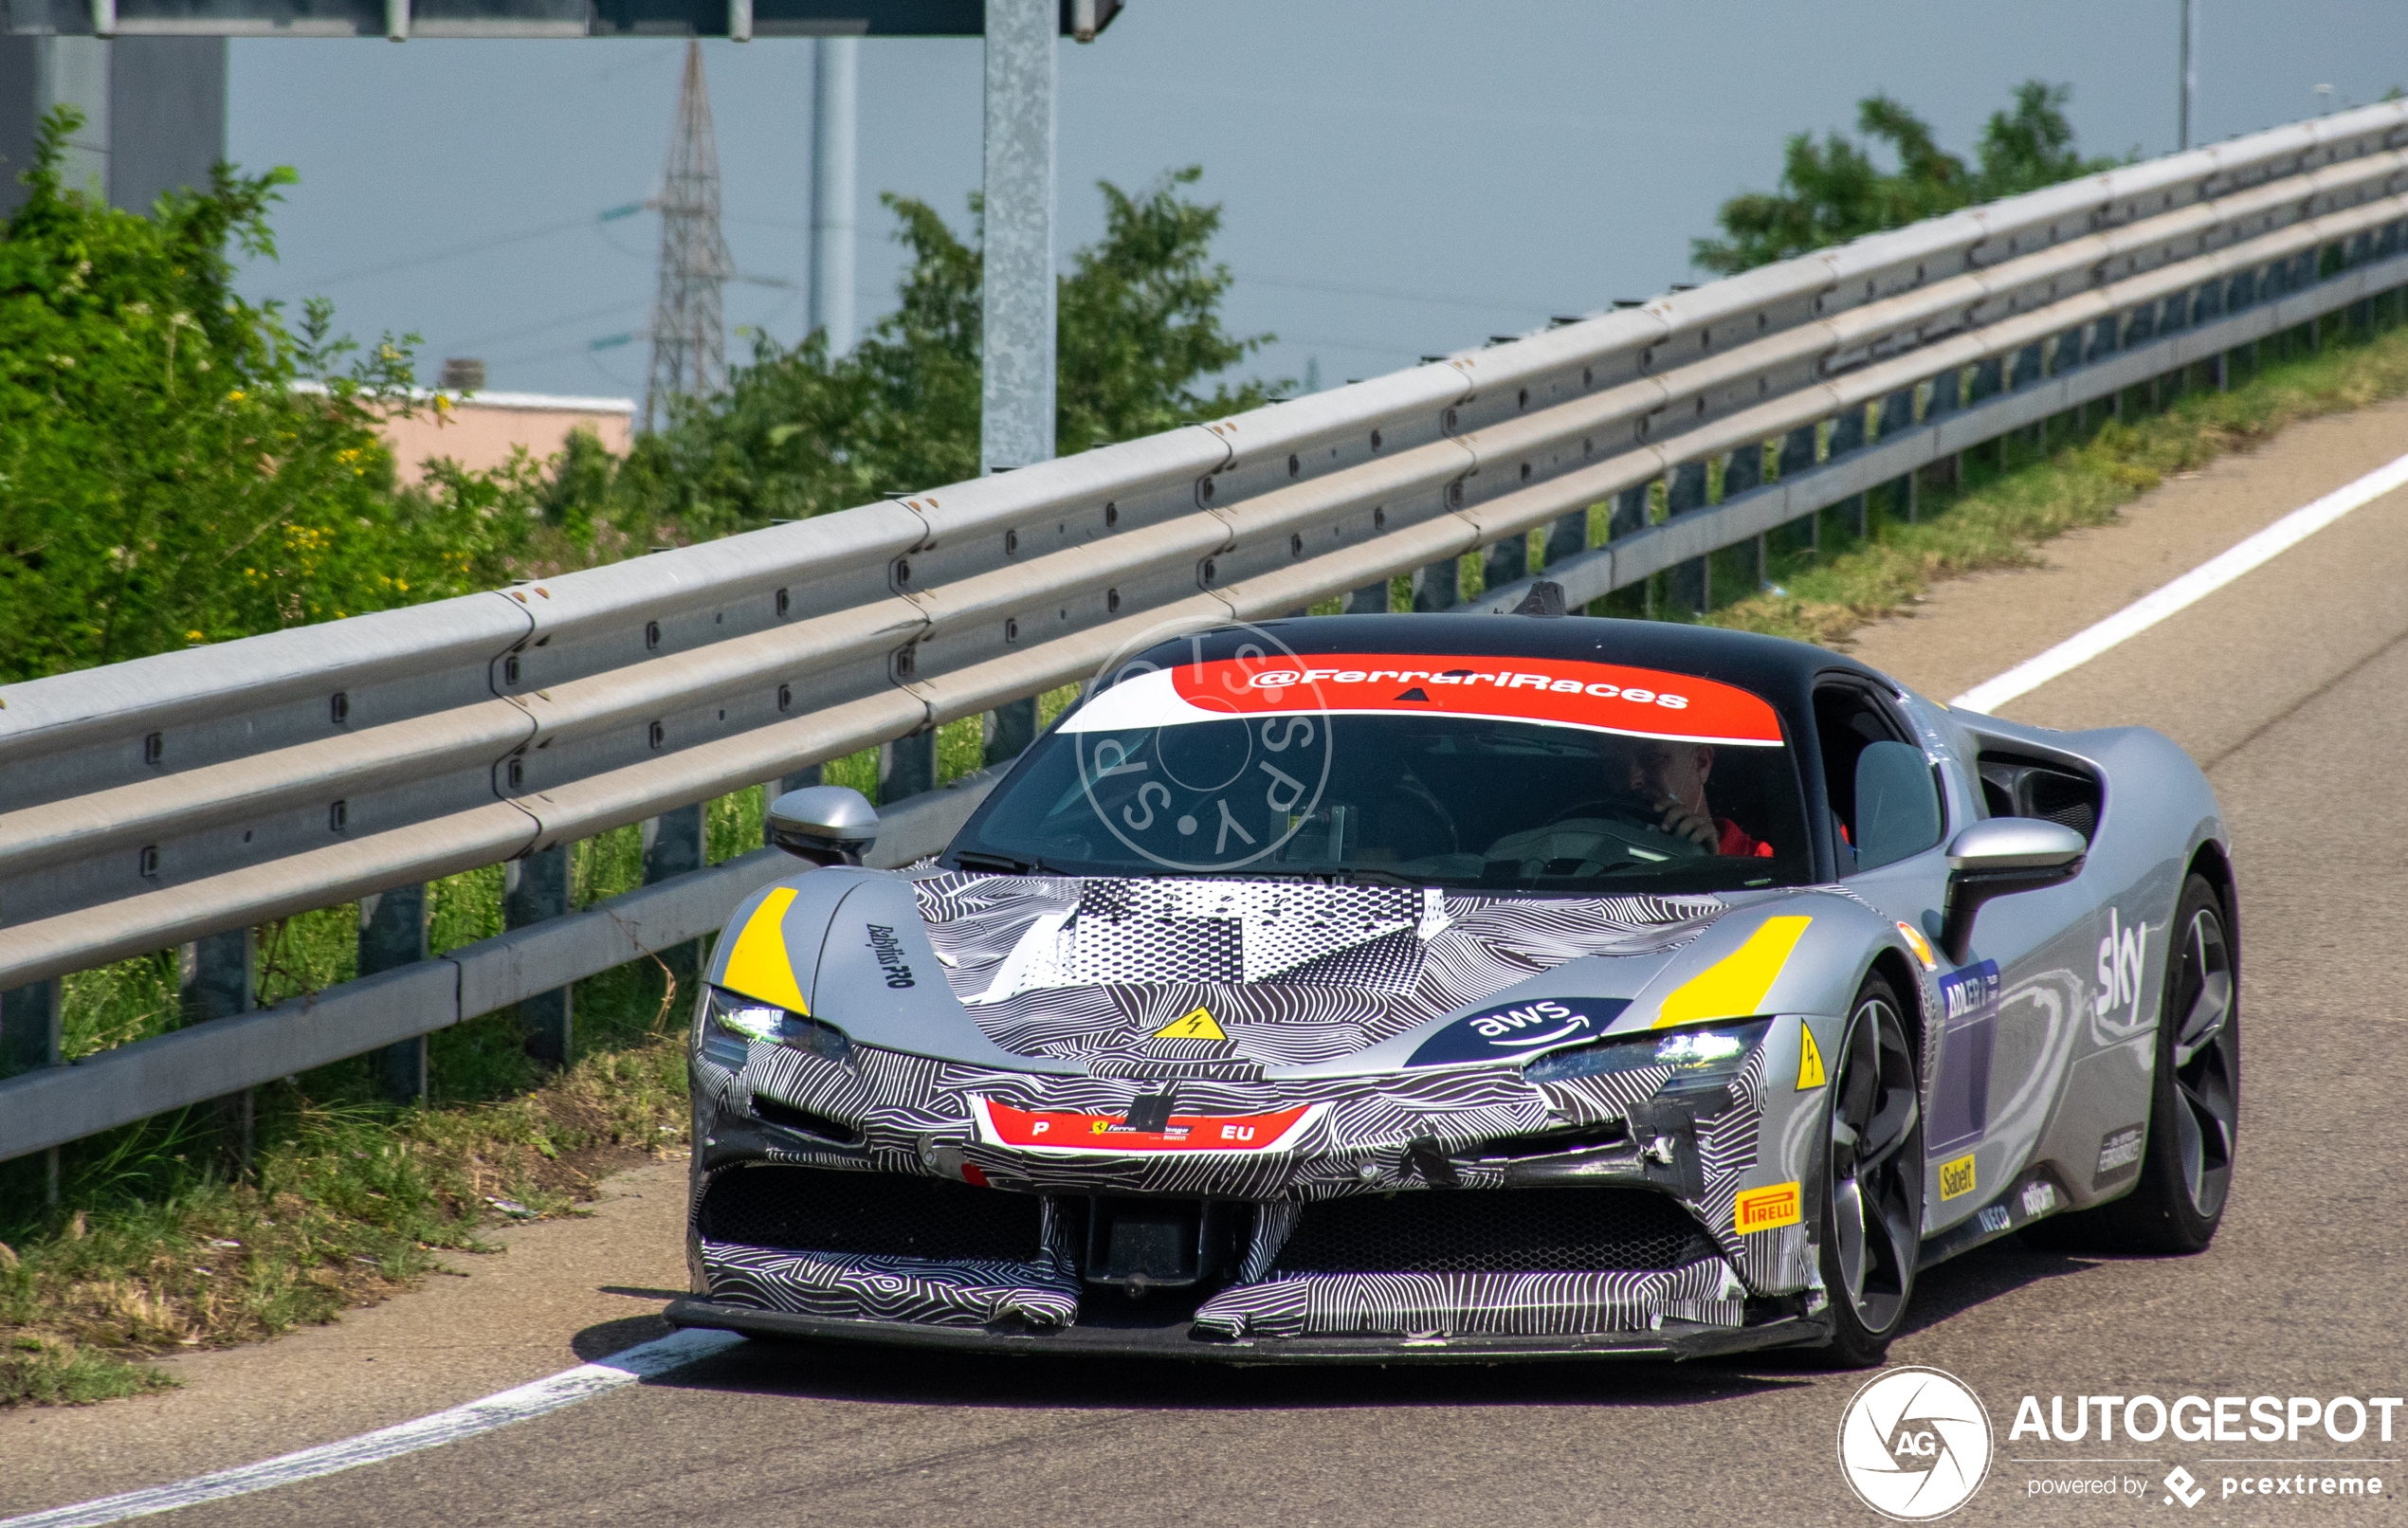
[690, 872, 1821, 1340]
[916, 872, 1722, 1069]
[1188, 1254, 1742, 1339]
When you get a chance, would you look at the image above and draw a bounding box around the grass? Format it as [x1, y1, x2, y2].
[13, 312, 2408, 1408]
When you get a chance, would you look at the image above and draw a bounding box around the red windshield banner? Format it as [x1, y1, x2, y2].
[1063, 653, 1785, 747]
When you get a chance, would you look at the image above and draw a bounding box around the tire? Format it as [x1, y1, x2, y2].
[2024, 873, 2238, 1255]
[1811, 973, 1925, 1369]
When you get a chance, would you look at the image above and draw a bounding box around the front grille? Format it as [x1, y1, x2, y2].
[1273, 1187, 1711, 1275]
[699, 1165, 1044, 1263]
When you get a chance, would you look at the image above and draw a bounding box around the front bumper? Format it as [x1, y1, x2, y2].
[663, 1295, 1832, 1364]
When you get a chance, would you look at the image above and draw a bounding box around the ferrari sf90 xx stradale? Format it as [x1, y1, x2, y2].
[666, 605, 2237, 1366]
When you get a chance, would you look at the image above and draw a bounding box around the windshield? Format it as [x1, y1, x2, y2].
[947, 651, 1812, 894]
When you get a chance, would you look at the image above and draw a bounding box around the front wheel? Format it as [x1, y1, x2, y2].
[1812, 973, 1925, 1368]
[2032, 874, 2237, 1254]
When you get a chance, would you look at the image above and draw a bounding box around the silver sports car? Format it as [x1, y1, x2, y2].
[666, 603, 2237, 1366]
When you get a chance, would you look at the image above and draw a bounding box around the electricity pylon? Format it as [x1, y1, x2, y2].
[644, 39, 735, 431]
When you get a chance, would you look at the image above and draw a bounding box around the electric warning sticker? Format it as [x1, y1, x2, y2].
[1061, 653, 1786, 748]
[972, 1098, 1324, 1155]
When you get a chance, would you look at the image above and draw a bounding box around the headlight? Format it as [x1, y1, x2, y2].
[694, 985, 850, 1069]
[1523, 1018, 1772, 1094]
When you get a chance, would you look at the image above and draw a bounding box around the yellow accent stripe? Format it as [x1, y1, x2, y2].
[720, 886, 810, 1014]
[1654, 915, 1813, 1028]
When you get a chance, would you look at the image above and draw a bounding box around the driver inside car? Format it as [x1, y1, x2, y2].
[1618, 738, 1773, 859]
[1478, 737, 1773, 877]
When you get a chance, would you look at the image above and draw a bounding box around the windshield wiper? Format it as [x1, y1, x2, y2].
[951, 849, 1068, 876]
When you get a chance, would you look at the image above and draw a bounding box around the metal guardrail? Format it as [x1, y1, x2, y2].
[6, 101, 2408, 1163]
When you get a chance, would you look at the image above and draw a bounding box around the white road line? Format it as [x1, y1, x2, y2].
[0, 1328, 742, 1528]
[1951, 447, 2408, 714]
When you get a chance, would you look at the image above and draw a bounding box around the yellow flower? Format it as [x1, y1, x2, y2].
[228, 390, 245, 403]
[185, 629, 206, 643]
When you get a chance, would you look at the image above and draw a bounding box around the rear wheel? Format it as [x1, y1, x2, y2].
[2030, 874, 2236, 1254]
[1812, 973, 1925, 1368]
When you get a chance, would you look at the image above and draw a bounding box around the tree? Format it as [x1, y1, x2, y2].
[0, 110, 531, 682]
[1692, 82, 2118, 276]
[567, 166, 1278, 542]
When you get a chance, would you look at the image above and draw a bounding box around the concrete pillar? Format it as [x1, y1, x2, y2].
[358, 886, 429, 1103]
[505, 849, 573, 1065]
[0, 35, 226, 217]
[180, 929, 254, 1171]
[984, 698, 1037, 766]
[810, 35, 858, 355]
[644, 805, 706, 995]
[978, 0, 1056, 476]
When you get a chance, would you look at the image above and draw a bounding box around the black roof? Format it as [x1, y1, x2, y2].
[1130, 613, 1885, 715]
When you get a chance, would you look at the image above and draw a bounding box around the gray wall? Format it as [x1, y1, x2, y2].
[0, 34, 225, 216]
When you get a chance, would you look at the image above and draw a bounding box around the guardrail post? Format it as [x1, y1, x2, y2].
[1412, 556, 1458, 612]
[1667, 461, 1708, 614]
[1483, 528, 1527, 593]
[1827, 405, 1867, 539]
[359, 887, 429, 1102]
[983, 698, 1037, 766]
[1, 979, 62, 1203]
[1722, 441, 1764, 587]
[181, 929, 255, 1171]
[504, 850, 573, 1064]
[1926, 370, 1962, 481]
[1543, 510, 1587, 572]
[644, 805, 707, 995]
[1603, 485, 1650, 615]
[1775, 426, 1818, 556]
[881, 729, 938, 801]
[1346, 581, 1390, 614]
[1878, 390, 1916, 523]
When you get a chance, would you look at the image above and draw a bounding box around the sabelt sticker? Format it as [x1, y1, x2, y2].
[973, 1098, 1323, 1155]
[1939, 1152, 1978, 1200]
[1735, 1182, 1801, 1233]
[1062, 652, 1786, 748]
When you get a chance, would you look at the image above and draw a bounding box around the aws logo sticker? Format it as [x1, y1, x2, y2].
[1406, 996, 1631, 1067]
[2095, 907, 2149, 1025]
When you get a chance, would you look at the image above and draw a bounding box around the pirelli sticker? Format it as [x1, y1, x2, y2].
[1735, 1181, 1802, 1234]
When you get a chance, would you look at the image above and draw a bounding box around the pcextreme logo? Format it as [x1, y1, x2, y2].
[1838, 1366, 1995, 1520]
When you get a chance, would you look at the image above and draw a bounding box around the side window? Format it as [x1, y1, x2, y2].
[1815, 683, 1944, 874]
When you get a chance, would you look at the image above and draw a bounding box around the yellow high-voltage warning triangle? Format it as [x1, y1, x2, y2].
[1796, 1026, 1828, 1091]
[1155, 1008, 1226, 1041]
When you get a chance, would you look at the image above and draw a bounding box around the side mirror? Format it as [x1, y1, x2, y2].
[1939, 817, 2086, 962]
[768, 786, 879, 866]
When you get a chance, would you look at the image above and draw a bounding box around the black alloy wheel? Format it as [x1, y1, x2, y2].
[1814, 973, 1924, 1368]
[2085, 874, 2239, 1253]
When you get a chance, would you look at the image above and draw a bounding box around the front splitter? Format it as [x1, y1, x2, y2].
[663, 1297, 1830, 1364]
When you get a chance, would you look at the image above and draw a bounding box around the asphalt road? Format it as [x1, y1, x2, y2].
[20, 401, 2408, 1528]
